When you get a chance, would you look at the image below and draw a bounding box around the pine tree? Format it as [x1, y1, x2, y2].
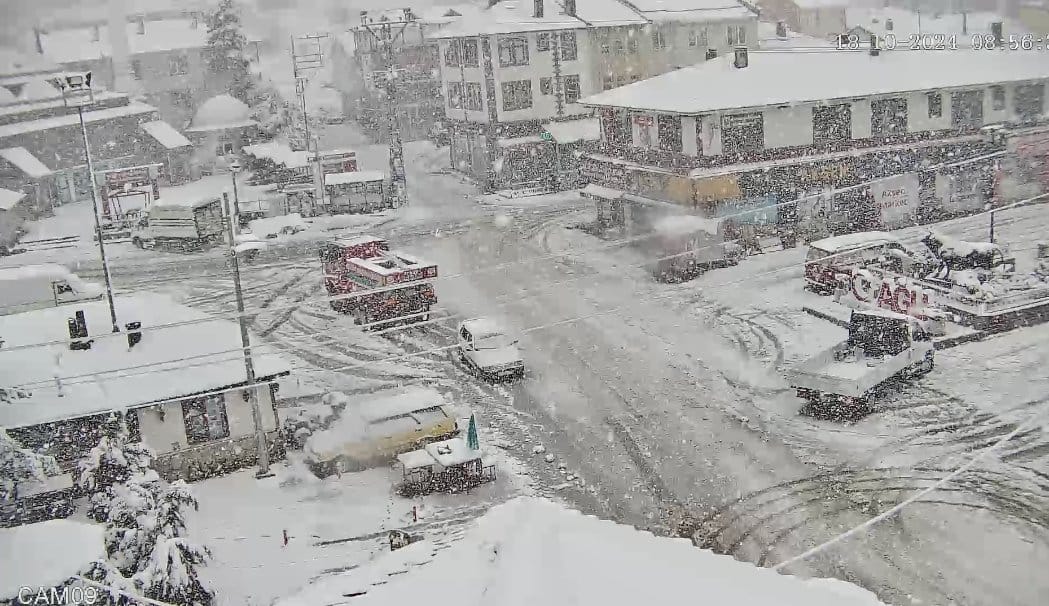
[77, 419, 156, 522]
[206, 0, 253, 101]
[133, 482, 213, 606]
[77, 560, 138, 606]
[105, 477, 161, 576]
[0, 428, 59, 502]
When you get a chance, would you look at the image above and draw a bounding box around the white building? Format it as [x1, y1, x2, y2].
[0, 293, 290, 482]
[433, 0, 758, 191]
[844, 7, 1030, 45]
[577, 47, 1049, 230]
[759, 0, 848, 40]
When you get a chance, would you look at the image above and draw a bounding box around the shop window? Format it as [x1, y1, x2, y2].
[688, 28, 707, 47]
[182, 395, 230, 445]
[130, 59, 143, 80]
[657, 114, 682, 152]
[169, 53, 189, 76]
[602, 75, 614, 90]
[599, 32, 610, 54]
[613, 39, 625, 54]
[1014, 83, 1045, 123]
[537, 33, 551, 52]
[812, 103, 852, 144]
[652, 27, 667, 50]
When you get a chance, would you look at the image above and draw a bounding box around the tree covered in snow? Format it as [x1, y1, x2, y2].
[104, 477, 162, 575]
[78, 559, 139, 606]
[77, 417, 156, 522]
[0, 428, 59, 501]
[206, 0, 253, 101]
[133, 482, 213, 606]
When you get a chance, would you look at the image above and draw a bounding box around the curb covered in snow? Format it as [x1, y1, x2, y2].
[800, 306, 990, 351]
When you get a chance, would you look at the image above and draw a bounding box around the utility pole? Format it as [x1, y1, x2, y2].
[61, 73, 119, 334]
[223, 189, 272, 479]
[358, 9, 413, 207]
[290, 34, 328, 212]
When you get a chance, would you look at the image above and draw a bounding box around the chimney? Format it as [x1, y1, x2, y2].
[705, 48, 718, 60]
[92, 24, 101, 42]
[733, 46, 748, 69]
[869, 34, 880, 56]
[33, 27, 43, 54]
[125, 321, 142, 349]
[564, 0, 576, 17]
[534, 0, 544, 18]
[962, 12, 967, 35]
[991, 21, 1003, 47]
[885, 19, 894, 31]
[775, 21, 787, 38]
[136, 16, 145, 35]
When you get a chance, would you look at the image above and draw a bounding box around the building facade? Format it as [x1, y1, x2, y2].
[578, 47, 1049, 234]
[759, 0, 847, 39]
[434, 0, 759, 191]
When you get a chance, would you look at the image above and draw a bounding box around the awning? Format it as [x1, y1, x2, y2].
[543, 117, 600, 144]
[580, 183, 625, 201]
[496, 135, 544, 148]
[0, 147, 52, 178]
[325, 170, 386, 186]
[140, 121, 191, 149]
[0, 187, 27, 211]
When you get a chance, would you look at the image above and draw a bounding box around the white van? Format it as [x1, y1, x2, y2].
[0, 264, 104, 316]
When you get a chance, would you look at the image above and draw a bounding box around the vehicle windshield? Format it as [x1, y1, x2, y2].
[3, 5, 1047, 606]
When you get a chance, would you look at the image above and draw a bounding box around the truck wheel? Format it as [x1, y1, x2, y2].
[132, 237, 143, 249]
[919, 354, 934, 375]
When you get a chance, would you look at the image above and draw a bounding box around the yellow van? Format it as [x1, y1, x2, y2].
[305, 387, 458, 476]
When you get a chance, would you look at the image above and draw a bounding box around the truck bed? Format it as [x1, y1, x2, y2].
[785, 342, 921, 399]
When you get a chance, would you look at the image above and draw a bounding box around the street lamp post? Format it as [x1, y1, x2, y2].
[222, 187, 272, 479]
[229, 163, 242, 234]
[63, 73, 119, 333]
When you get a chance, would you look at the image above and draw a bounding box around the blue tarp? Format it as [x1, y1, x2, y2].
[714, 194, 779, 225]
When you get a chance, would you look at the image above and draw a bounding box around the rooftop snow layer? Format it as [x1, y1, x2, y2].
[0, 49, 61, 78]
[845, 8, 1029, 41]
[793, 0, 849, 7]
[431, 0, 591, 38]
[0, 519, 105, 599]
[187, 94, 255, 132]
[424, 437, 481, 467]
[325, 170, 386, 185]
[359, 386, 448, 424]
[0, 293, 290, 428]
[0, 102, 157, 138]
[0, 188, 26, 211]
[543, 117, 600, 144]
[39, 19, 209, 63]
[140, 120, 191, 149]
[757, 21, 834, 49]
[461, 317, 506, 338]
[0, 263, 99, 285]
[579, 49, 1049, 114]
[629, 0, 755, 22]
[809, 231, 901, 252]
[337, 497, 890, 606]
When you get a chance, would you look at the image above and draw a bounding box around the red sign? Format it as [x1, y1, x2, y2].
[316, 152, 358, 176]
[633, 115, 653, 127]
[848, 270, 932, 320]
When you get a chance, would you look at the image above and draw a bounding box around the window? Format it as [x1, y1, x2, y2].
[927, 92, 943, 118]
[445, 40, 478, 67]
[871, 97, 908, 137]
[991, 85, 1006, 111]
[130, 59, 142, 80]
[951, 90, 984, 128]
[461, 40, 479, 67]
[602, 75, 614, 90]
[721, 113, 764, 154]
[168, 53, 189, 76]
[688, 28, 707, 47]
[1014, 83, 1045, 123]
[728, 24, 747, 46]
[602, 108, 632, 145]
[627, 35, 638, 54]
[599, 32, 610, 54]
[170, 89, 192, 109]
[537, 33, 551, 52]
[615, 74, 626, 88]
[540, 77, 553, 95]
[629, 74, 640, 83]
[657, 114, 682, 152]
[564, 75, 581, 103]
[813, 103, 852, 143]
[559, 31, 577, 61]
[498, 36, 529, 67]
[501, 79, 532, 110]
[652, 27, 667, 50]
[182, 395, 230, 445]
[444, 43, 460, 67]
[447, 82, 464, 109]
[613, 39, 625, 54]
[464, 82, 482, 110]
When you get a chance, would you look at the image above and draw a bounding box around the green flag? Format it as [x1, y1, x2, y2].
[467, 413, 479, 450]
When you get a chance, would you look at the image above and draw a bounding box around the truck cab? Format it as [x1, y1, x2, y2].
[0, 264, 104, 316]
[457, 318, 525, 381]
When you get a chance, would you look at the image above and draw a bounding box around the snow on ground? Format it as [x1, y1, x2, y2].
[0, 519, 105, 598]
[278, 497, 888, 606]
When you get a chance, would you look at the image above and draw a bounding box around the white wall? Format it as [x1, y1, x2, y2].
[763, 105, 813, 148]
[438, 39, 489, 122]
[491, 30, 592, 122]
[681, 116, 699, 155]
[650, 18, 759, 73]
[798, 7, 847, 39]
[135, 384, 276, 455]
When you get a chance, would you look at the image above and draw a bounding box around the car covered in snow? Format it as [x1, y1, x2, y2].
[457, 318, 525, 381]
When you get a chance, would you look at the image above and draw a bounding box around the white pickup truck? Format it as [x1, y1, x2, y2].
[457, 318, 525, 381]
[786, 309, 935, 417]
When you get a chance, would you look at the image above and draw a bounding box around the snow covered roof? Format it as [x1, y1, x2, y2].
[0, 263, 94, 283]
[0, 293, 291, 428]
[0, 147, 52, 178]
[242, 141, 310, 167]
[424, 437, 481, 467]
[0, 90, 126, 118]
[333, 234, 387, 247]
[187, 94, 256, 133]
[809, 231, 901, 252]
[152, 194, 221, 209]
[140, 120, 191, 149]
[330, 497, 888, 606]
[430, 0, 605, 38]
[579, 49, 1049, 114]
[17, 78, 61, 102]
[397, 448, 437, 470]
[39, 19, 209, 64]
[417, 4, 483, 24]
[580, 183, 625, 200]
[325, 170, 386, 185]
[757, 21, 833, 49]
[0, 49, 61, 78]
[360, 386, 449, 423]
[793, 0, 849, 8]
[628, 0, 755, 23]
[846, 8, 1027, 40]
[461, 317, 506, 338]
[543, 117, 600, 144]
[0, 519, 105, 599]
[653, 213, 723, 237]
[0, 188, 26, 211]
[0, 102, 157, 139]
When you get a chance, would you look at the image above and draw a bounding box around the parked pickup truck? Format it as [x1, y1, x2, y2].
[785, 309, 935, 417]
[457, 318, 525, 381]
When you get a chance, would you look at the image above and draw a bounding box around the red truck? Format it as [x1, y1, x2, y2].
[320, 236, 438, 329]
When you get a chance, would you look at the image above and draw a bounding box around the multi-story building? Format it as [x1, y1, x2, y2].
[759, 0, 847, 39]
[434, 0, 759, 191]
[577, 47, 1049, 233]
[33, 14, 259, 128]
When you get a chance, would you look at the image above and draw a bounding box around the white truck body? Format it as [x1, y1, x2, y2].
[785, 309, 935, 404]
[131, 196, 224, 249]
[0, 264, 104, 316]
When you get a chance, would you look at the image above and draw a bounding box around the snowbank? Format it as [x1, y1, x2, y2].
[248, 214, 307, 238]
[286, 497, 887, 606]
[0, 519, 105, 599]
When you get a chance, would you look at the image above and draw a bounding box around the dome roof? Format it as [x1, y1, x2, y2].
[188, 94, 255, 132]
[18, 78, 60, 101]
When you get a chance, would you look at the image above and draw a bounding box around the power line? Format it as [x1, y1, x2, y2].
[0, 148, 1015, 355]
[769, 394, 1049, 573]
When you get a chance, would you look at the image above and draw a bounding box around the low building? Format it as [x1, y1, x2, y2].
[759, 0, 847, 40]
[185, 93, 260, 174]
[433, 0, 759, 191]
[0, 293, 291, 482]
[578, 47, 1049, 232]
[0, 520, 104, 593]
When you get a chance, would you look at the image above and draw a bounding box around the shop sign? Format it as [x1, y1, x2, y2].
[794, 160, 851, 187]
[845, 269, 933, 320]
[871, 172, 919, 229]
